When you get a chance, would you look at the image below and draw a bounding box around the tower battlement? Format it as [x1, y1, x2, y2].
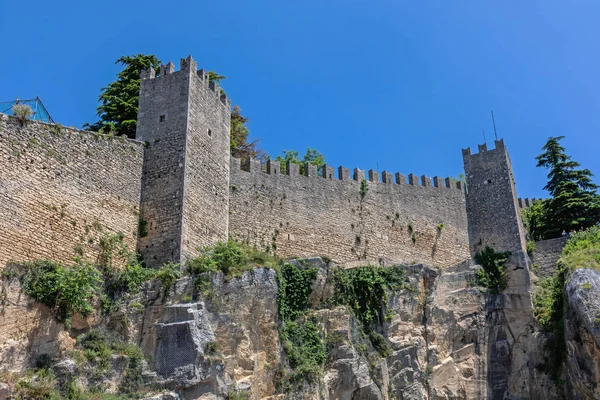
[462, 139, 527, 255]
[140, 56, 230, 108]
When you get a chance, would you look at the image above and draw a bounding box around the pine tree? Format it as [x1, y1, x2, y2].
[85, 54, 161, 138]
[535, 136, 600, 238]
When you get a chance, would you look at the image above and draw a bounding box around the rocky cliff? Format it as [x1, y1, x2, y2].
[0, 257, 598, 399]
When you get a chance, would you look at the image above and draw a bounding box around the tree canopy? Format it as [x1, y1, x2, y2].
[523, 136, 600, 240]
[87, 55, 329, 171]
[86, 54, 263, 161]
[275, 148, 326, 175]
[85, 54, 161, 138]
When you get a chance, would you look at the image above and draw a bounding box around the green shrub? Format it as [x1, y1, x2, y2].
[332, 265, 405, 328]
[277, 263, 318, 322]
[369, 331, 390, 357]
[204, 341, 219, 356]
[474, 247, 511, 295]
[560, 225, 600, 273]
[533, 226, 600, 383]
[331, 265, 404, 358]
[77, 329, 145, 396]
[155, 262, 182, 294]
[276, 262, 325, 386]
[360, 179, 368, 198]
[280, 318, 327, 382]
[188, 239, 278, 277]
[12, 104, 34, 123]
[14, 368, 61, 400]
[227, 390, 249, 400]
[527, 240, 536, 258]
[12, 260, 100, 321]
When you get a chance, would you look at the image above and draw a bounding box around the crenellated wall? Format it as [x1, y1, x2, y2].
[0, 114, 144, 269]
[0, 55, 530, 272]
[228, 158, 470, 267]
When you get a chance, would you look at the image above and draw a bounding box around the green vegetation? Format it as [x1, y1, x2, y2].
[332, 266, 404, 327]
[280, 318, 327, 384]
[560, 225, 600, 273]
[229, 106, 265, 161]
[276, 262, 325, 387]
[137, 218, 148, 238]
[188, 238, 278, 278]
[2, 232, 180, 322]
[12, 104, 34, 124]
[437, 223, 444, 232]
[14, 368, 61, 400]
[84, 54, 161, 138]
[85, 54, 262, 161]
[526, 240, 536, 258]
[532, 226, 600, 384]
[331, 265, 405, 356]
[523, 136, 600, 240]
[77, 329, 145, 396]
[277, 263, 318, 321]
[360, 179, 368, 198]
[3, 260, 100, 321]
[227, 390, 249, 400]
[473, 247, 511, 295]
[275, 148, 326, 175]
[12, 329, 144, 399]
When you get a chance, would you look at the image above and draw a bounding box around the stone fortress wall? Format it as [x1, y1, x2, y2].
[0, 114, 144, 269]
[531, 236, 569, 279]
[0, 55, 545, 270]
[228, 158, 470, 267]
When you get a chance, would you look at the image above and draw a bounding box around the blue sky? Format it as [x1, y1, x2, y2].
[1, 0, 598, 199]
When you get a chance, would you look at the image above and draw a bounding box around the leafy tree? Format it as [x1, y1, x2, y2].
[230, 106, 266, 160]
[87, 55, 264, 159]
[534, 136, 600, 239]
[521, 199, 549, 241]
[205, 72, 265, 160]
[85, 54, 161, 138]
[474, 247, 511, 294]
[275, 148, 326, 175]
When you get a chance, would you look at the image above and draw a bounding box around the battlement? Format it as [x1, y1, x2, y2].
[140, 55, 230, 108]
[517, 198, 542, 209]
[462, 139, 506, 159]
[232, 157, 464, 190]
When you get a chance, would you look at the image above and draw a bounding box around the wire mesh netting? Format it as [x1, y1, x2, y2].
[0, 97, 54, 123]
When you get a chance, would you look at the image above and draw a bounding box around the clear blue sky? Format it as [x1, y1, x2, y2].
[1, 1, 598, 199]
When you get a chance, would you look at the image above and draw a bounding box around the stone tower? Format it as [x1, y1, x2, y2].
[463, 139, 542, 399]
[136, 56, 231, 267]
[462, 139, 527, 256]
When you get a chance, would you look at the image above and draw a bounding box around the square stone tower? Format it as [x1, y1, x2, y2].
[462, 139, 527, 256]
[136, 56, 231, 267]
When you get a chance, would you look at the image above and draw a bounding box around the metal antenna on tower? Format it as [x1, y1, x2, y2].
[491, 110, 498, 140]
[483, 129, 486, 144]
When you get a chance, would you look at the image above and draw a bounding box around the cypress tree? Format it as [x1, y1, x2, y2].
[535, 136, 600, 238]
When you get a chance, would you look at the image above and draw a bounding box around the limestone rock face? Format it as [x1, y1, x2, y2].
[565, 268, 600, 399]
[138, 268, 281, 399]
[3, 258, 600, 399]
[0, 280, 73, 373]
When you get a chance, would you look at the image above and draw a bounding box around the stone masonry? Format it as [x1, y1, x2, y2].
[0, 55, 537, 274]
[136, 56, 231, 267]
[0, 114, 144, 268]
[229, 158, 470, 267]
